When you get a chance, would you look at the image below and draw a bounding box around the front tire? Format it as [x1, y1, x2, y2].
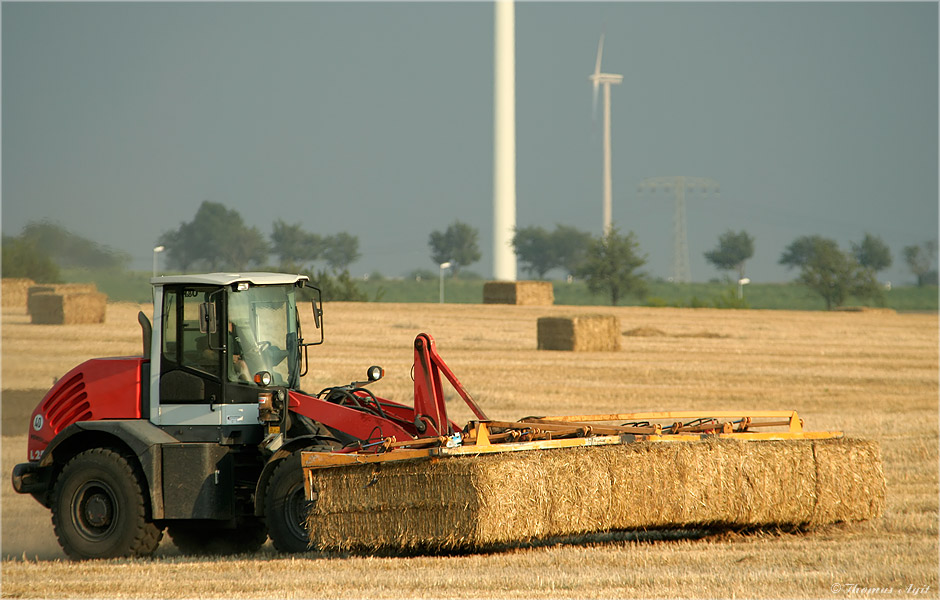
[51, 448, 163, 560]
[265, 451, 313, 553]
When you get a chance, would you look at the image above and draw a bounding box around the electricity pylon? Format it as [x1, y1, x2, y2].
[637, 176, 720, 283]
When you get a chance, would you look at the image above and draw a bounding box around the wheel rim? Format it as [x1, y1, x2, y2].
[71, 480, 119, 541]
[284, 483, 310, 542]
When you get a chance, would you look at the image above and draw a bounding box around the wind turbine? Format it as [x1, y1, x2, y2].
[589, 34, 623, 236]
[492, 0, 516, 281]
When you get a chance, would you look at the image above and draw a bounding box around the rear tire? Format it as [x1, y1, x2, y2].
[51, 448, 163, 560]
[265, 451, 314, 553]
[168, 520, 267, 555]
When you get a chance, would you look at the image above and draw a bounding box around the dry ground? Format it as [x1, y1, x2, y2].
[1, 301, 937, 598]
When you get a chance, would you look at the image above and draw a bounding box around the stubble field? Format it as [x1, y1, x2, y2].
[1, 301, 937, 598]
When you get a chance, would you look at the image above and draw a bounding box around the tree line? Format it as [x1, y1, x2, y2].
[158, 201, 362, 273]
[426, 219, 935, 309]
[2, 221, 131, 282]
[4, 201, 936, 310]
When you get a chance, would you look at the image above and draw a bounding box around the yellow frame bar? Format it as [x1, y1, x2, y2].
[301, 415, 842, 471]
[534, 411, 805, 434]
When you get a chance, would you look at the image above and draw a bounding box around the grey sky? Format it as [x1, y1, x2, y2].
[3, 2, 937, 285]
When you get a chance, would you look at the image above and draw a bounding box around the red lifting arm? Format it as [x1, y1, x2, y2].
[413, 333, 488, 437]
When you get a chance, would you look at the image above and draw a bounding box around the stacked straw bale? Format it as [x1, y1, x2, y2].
[1, 278, 35, 311]
[483, 281, 554, 306]
[537, 314, 621, 351]
[26, 283, 99, 316]
[29, 288, 107, 325]
[305, 437, 884, 551]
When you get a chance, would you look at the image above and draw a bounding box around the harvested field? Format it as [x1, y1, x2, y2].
[2, 302, 937, 598]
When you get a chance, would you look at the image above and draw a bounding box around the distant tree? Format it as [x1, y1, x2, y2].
[779, 235, 831, 270]
[903, 241, 938, 287]
[428, 221, 481, 276]
[309, 269, 367, 302]
[20, 221, 130, 270]
[852, 233, 892, 273]
[512, 226, 555, 279]
[780, 235, 881, 309]
[551, 225, 593, 277]
[270, 220, 323, 271]
[574, 227, 648, 305]
[1, 235, 60, 282]
[704, 230, 755, 279]
[512, 224, 593, 280]
[322, 232, 361, 271]
[159, 201, 269, 271]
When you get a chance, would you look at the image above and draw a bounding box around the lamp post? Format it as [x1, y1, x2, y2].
[153, 246, 165, 278]
[737, 277, 750, 300]
[439, 262, 452, 303]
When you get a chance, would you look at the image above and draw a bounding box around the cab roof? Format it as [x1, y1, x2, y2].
[151, 272, 309, 288]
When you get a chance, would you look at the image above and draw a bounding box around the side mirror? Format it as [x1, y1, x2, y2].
[198, 303, 217, 334]
[313, 300, 322, 330]
[303, 283, 324, 346]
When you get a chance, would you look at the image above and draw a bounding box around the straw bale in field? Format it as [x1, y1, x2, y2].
[27, 283, 99, 316]
[483, 281, 554, 306]
[538, 314, 621, 351]
[2, 278, 35, 311]
[29, 292, 107, 325]
[305, 437, 884, 551]
[833, 306, 898, 315]
[624, 326, 667, 337]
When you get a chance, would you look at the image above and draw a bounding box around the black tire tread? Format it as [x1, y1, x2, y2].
[51, 447, 163, 560]
[265, 451, 311, 553]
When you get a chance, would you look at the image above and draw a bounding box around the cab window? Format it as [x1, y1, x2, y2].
[162, 287, 222, 377]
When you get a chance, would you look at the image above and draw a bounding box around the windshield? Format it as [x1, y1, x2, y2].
[227, 285, 300, 388]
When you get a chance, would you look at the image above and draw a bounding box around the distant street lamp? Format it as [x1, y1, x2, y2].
[153, 246, 166, 278]
[439, 262, 453, 303]
[737, 277, 750, 300]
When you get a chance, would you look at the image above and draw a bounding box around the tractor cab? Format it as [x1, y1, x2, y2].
[148, 273, 321, 438]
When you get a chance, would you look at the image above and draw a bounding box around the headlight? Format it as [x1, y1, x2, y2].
[367, 365, 384, 382]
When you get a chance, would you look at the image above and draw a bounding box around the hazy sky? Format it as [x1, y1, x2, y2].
[3, 2, 937, 285]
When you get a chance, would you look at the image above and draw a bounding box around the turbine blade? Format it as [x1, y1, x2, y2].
[594, 34, 604, 78]
[592, 80, 599, 120]
[591, 34, 604, 120]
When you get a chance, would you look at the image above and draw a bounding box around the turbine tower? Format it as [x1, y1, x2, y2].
[637, 176, 720, 283]
[589, 34, 623, 236]
[492, 0, 517, 281]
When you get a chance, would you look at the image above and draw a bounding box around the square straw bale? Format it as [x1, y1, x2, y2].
[483, 281, 554, 305]
[26, 286, 56, 315]
[2, 278, 35, 311]
[537, 314, 621, 351]
[305, 437, 884, 551]
[30, 292, 107, 325]
[27, 283, 99, 316]
[810, 438, 885, 525]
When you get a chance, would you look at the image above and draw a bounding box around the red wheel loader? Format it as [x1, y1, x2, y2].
[11, 273, 884, 559]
